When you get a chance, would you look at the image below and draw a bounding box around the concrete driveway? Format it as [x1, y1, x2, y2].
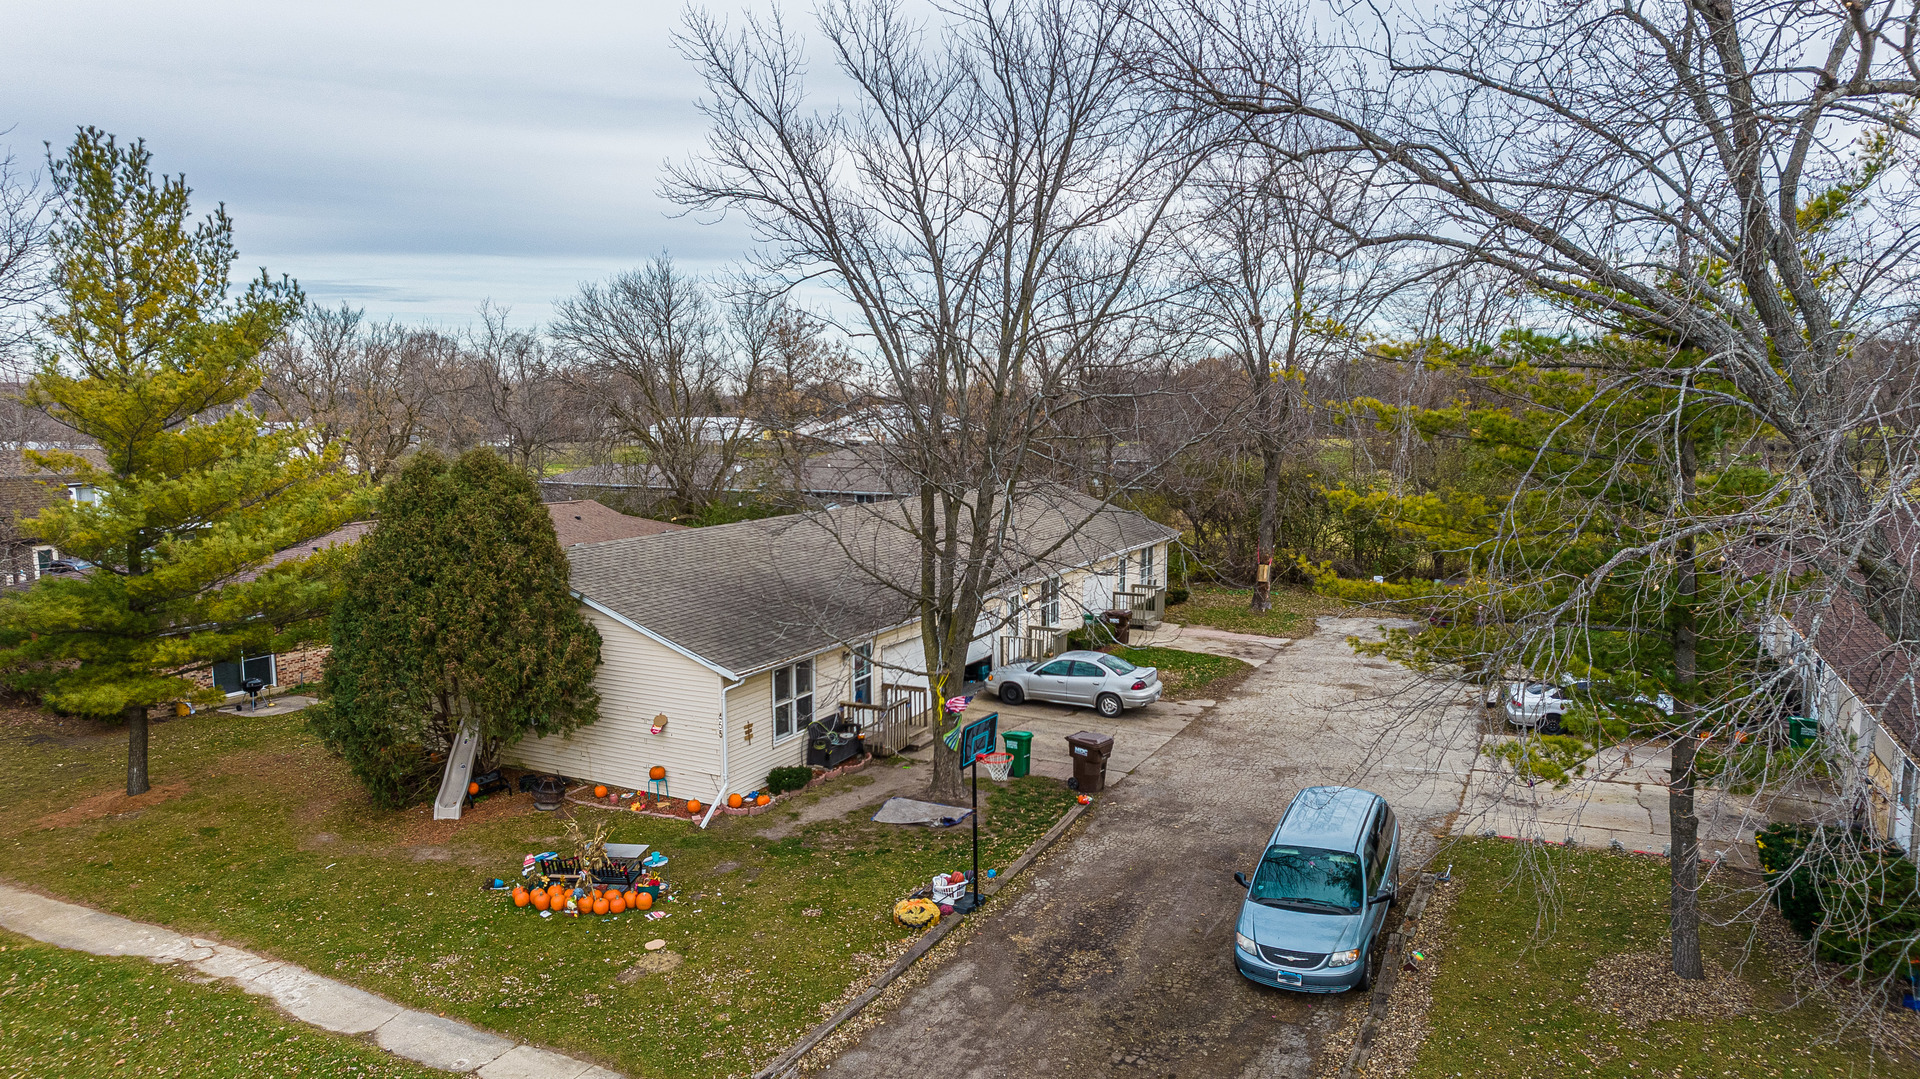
[814, 617, 1478, 1079]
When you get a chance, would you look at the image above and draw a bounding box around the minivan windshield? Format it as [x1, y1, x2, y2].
[1248, 845, 1363, 913]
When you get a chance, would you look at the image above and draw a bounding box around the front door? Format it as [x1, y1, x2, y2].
[1083, 572, 1112, 617]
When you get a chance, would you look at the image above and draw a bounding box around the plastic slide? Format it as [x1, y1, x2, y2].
[433, 722, 482, 821]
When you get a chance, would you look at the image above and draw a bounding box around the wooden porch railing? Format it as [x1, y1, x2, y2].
[1116, 586, 1166, 628]
[996, 627, 1065, 668]
[841, 683, 934, 756]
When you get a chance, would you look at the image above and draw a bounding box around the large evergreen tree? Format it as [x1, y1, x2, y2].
[0, 129, 358, 795]
[309, 449, 601, 809]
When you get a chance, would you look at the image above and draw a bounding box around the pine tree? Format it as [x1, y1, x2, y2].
[0, 129, 361, 795]
[309, 450, 601, 809]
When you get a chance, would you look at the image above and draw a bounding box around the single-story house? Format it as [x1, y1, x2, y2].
[221, 501, 686, 698]
[0, 445, 111, 590]
[503, 487, 1176, 813]
[1746, 520, 1920, 851]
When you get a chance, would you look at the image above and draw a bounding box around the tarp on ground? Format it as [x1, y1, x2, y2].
[871, 797, 973, 827]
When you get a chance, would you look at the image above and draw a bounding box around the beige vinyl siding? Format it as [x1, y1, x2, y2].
[504, 606, 722, 796]
[721, 646, 864, 799]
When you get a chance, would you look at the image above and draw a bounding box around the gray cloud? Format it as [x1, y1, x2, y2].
[2, 0, 765, 324]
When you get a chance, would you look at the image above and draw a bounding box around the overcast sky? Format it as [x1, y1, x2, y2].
[2, 0, 766, 326]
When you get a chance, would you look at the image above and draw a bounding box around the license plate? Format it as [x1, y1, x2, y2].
[1276, 971, 1302, 985]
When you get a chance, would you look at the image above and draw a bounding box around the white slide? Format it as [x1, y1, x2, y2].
[433, 721, 482, 821]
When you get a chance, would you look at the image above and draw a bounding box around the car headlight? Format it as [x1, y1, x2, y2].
[1235, 931, 1256, 954]
[1329, 948, 1361, 966]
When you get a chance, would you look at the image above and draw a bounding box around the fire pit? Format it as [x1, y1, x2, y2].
[529, 775, 566, 811]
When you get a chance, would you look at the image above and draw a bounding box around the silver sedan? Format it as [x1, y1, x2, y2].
[986, 650, 1162, 718]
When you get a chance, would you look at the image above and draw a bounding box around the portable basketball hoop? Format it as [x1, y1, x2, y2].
[976, 752, 1014, 782]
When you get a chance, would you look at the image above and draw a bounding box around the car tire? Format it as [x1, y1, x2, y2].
[1356, 947, 1375, 992]
[998, 683, 1025, 705]
[1096, 693, 1123, 719]
[1542, 713, 1563, 735]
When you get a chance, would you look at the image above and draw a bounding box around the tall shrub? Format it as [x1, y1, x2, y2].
[309, 450, 601, 808]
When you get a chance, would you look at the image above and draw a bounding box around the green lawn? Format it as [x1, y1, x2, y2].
[1165, 584, 1344, 639]
[0, 929, 443, 1079]
[0, 704, 1076, 1079]
[1411, 839, 1890, 1077]
[1113, 645, 1250, 700]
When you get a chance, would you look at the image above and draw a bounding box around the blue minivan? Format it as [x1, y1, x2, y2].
[1232, 786, 1399, 992]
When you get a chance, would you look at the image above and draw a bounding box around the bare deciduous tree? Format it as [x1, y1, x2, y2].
[261, 304, 451, 482]
[553, 257, 764, 518]
[673, 0, 1203, 800]
[1143, 0, 1920, 987]
[468, 303, 582, 478]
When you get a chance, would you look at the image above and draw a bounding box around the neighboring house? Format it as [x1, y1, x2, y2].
[1747, 523, 1920, 852]
[503, 487, 1176, 814]
[0, 446, 110, 589]
[203, 502, 687, 700]
[540, 446, 908, 511]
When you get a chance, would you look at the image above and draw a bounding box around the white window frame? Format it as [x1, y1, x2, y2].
[772, 658, 814, 743]
[1118, 552, 1129, 592]
[1141, 544, 1155, 586]
[1039, 577, 1061, 626]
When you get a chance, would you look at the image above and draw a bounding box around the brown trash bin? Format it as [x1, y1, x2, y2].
[1099, 609, 1133, 645]
[1066, 730, 1115, 793]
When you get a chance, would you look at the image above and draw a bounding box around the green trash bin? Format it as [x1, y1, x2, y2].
[1788, 715, 1818, 748]
[1002, 730, 1034, 778]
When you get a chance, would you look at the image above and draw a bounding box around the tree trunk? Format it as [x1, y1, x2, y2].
[1252, 441, 1281, 612]
[124, 703, 149, 796]
[1669, 434, 1704, 980]
[928, 659, 968, 805]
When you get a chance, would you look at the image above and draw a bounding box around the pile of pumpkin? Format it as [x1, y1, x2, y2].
[511, 881, 655, 916]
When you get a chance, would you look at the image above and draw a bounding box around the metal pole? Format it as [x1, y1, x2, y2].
[970, 755, 980, 907]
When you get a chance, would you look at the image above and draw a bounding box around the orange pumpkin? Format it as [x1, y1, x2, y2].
[592, 896, 610, 916]
[512, 886, 530, 907]
[594, 784, 609, 798]
[531, 889, 550, 911]
[633, 891, 654, 911]
[649, 765, 667, 781]
[549, 886, 566, 907]
[608, 892, 625, 914]
[468, 781, 481, 795]
[756, 794, 771, 806]
[727, 793, 743, 808]
[685, 799, 702, 815]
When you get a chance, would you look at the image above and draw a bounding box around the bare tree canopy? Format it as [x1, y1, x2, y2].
[1142, 0, 1920, 649]
[672, 0, 1207, 799]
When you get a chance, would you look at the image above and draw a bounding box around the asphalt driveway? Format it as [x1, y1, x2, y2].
[812, 616, 1478, 1079]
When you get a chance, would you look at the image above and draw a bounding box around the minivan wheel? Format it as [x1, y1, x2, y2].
[999, 683, 1025, 705]
[1356, 948, 1375, 992]
[1096, 693, 1123, 719]
[1542, 713, 1564, 735]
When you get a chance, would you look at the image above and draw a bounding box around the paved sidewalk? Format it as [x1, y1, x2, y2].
[0, 882, 622, 1079]
[1452, 732, 1840, 869]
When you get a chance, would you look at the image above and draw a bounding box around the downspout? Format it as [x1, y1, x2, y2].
[701, 673, 746, 829]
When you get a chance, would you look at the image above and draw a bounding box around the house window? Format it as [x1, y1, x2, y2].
[852, 644, 873, 705]
[213, 655, 277, 692]
[66, 484, 99, 505]
[1038, 577, 1061, 626]
[773, 659, 814, 740]
[1118, 552, 1129, 592]
[1141, 545, 1155, 586]
[34, 547, 54, 572]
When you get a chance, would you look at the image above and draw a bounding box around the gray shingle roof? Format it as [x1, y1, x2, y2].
[566, 486, 1178, 677]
